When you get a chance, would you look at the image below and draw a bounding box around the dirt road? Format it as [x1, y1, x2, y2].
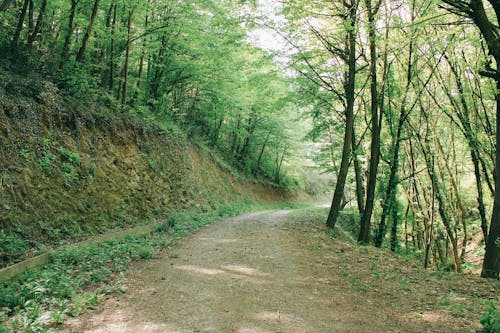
[62, 210, 498, 333]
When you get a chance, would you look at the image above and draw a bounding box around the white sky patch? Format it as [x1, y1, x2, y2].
[246, 0, 289, 52]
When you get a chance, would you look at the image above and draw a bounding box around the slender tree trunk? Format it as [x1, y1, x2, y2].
[358, 0, 381, 243]
[482, 81, 500, 278]
[76, 0, 100, 62]
[109, 2, 117, 91]
[62, 0, 79, 61]
[275, 147, 286, 184]
[121, 8, 134, 104]
[375, 122, 403, 247]
[12, 0, 29, 47]
[28, 0, 34, 33]
[424, 177, 435, 269]
[417, 127, 461, 272]
[435, 135, 467, 261]
[352, 125, 365, 215]
[256, 130, 272, 170]
[326, 1, 358, 229]
[27, 0, 46, 47]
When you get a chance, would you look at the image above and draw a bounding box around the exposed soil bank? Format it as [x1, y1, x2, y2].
[0, 69, 286, 267]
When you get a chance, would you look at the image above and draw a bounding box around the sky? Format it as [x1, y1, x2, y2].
[245, 0, 289, 52]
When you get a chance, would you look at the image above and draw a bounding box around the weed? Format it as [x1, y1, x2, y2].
[146, 157, 161, 171]
[399, 277, 412, 292]
[51, 309, 65, 325]
[0, 230, 28, 265]
[38, 152, 55, 173]
[1, 173, 10, 184]
[132, 245, 154, 260]
[480, 304, 500, 333]
[62, 162, 77, 188]
[57, 147, 81, 166]
[20, 149, 31, 159]
[350, 276, 371, 292]
[369, 263, 381, 280]
[42, 131, 55, 148]
[88, 162, 97, 177]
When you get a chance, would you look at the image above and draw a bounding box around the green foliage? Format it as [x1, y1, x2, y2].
[61, 162, 77, 188]
[0, 230, 29, 264]
[57, 148, 81, 166]
[0, 0, 300, 187]
[480, 304, 500, 333]
[38, 152, 55, 173]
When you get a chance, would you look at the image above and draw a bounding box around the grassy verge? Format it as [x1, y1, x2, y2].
[0, 200, 295, 333]
[288, 205, 500, 333]
[288, 205, 359, 243]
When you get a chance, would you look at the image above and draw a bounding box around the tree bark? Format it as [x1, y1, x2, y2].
[76, 0, 100, 62]
[27, 0, 47, 47]
[358, 0, 382, 243]
[0, 0, 15, 11]
[121, 8, 134, 104]
[442, 0, 500, 278]
[483, 81, 500, 278]
[62, 0, 79, 61]
[12, 0, 29, 47]
[326, 0, 358, 229]
[352, 125, 365, 216]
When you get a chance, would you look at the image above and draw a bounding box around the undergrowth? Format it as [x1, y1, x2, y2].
[0, 201, 293, 332]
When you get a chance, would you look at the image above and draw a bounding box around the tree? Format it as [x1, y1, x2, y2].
[358, 0, 383, 243]
[325, 0, 359, 229]
[442, 0, 500, 278]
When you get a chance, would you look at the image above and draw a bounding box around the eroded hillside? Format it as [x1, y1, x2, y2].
[0, 68, 284, 267]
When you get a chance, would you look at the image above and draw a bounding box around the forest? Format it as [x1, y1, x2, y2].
[0, 0, 499, 331]
[0, 0, 499, 276]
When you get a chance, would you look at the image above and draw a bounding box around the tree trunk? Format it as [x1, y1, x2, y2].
[121, 8, 134, 104]
[352, 125, 365, 216]
[12, 0, 29, 47]
[256, 130, 272, 170]
[358, 0, 381, 243]
[0, 0, 15, 11]
[326, 0, 358, 229]
[27, 0, 46, 47]
[482, 81, 500, 278]
[62, 0, 79, 61]
[76, 0, 100, 62]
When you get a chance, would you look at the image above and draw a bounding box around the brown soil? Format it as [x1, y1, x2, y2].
[62, 210, 499, 333]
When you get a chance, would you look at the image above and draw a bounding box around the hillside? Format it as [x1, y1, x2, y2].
[0, 67, 287, 268]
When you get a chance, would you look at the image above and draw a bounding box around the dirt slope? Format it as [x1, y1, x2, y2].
[62, 210, 499, 333]
[1, 68, 286, 267]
